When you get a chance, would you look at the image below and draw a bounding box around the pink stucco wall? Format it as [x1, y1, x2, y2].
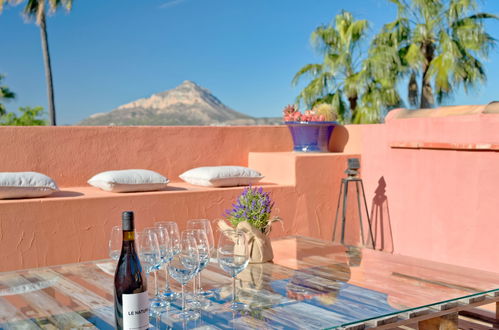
[0, 125, 359, 271]
[0, 125, 358, 188]
[0, 126, 291, 187]
[1, 111, 498, 274]
[360, 109, 499, 274]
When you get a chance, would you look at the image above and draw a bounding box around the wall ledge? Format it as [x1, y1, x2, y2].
[390, 141, 499, 151]
[386, 102, 499, 121]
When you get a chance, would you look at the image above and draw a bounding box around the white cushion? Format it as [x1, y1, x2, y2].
[179, 166, 263, 187]
[0, 172, 59, 199]
[88, 169, 169, 193]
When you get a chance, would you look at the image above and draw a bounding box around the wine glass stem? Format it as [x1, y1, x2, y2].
[232, 276, 236, 304]
[181, 283, 186, 313]
[198, 273, 202, 292]
[164, 263, 171, 291]
[193, 273, 197, 295]
[153, 270, 159, 296]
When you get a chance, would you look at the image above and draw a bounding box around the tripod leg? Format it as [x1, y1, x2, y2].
[332, 180, 344, 242]
[341, 180, 349, 245]
[355, 181, 365, 246]
[360, 180, 375, 249]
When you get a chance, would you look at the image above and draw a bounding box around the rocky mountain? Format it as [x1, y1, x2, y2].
[78, 81, 281, 126]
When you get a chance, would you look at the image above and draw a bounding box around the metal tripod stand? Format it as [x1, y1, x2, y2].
[332, 161, 375, 248]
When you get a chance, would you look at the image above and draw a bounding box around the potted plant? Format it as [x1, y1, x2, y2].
[283, 104, 338, 152]
[218, 186, 281, 263]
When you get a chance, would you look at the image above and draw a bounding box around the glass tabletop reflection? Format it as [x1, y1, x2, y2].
[0, 236, 497, 329]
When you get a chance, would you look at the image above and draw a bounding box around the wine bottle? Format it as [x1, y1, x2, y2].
[114, 211, 149, 329]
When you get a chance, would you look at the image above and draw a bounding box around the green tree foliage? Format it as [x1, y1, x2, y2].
[375, 0, 497, 108]
[0, 106, 47, 126]
[293, 11, 368, 123]
[0, 0, 73, 126]
[0, 74, 15, 116]
[295, 1, 497, 123]
[0, 75, 46, 126]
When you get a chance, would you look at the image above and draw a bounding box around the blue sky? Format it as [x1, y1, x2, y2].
[0, 0, 498, 125]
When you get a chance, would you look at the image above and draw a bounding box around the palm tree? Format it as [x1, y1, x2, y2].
[357, 18, 409, 122]
[292, 11, 369, 122]
[384, 0, 497, 109]
[0, 74, 16, 116]
[0, 0, 73, 125]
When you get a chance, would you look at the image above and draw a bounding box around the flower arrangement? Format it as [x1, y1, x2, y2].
[221, 186, 281, 263]
[225, 186, 279, 233]
[283, 104, 338, 122]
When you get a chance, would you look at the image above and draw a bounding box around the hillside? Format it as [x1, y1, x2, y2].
[78, 81, 281, 126]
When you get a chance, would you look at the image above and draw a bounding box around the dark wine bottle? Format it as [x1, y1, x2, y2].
[114, 211, 149, 329]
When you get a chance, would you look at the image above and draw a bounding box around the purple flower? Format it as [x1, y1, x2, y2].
[224, 186, 275, 230]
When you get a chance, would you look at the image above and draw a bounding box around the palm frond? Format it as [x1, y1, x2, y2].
[295, 74, 335, 108]
[292, 64, 324, 86]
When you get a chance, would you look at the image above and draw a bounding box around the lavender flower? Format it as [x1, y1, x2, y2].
[225, 186, 275, 231]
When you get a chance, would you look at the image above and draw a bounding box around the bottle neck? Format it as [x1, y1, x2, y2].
[122, 230, 136, 253]
[123, 230, 134, 241]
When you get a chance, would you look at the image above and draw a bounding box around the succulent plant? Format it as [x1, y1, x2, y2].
[282, 103, 337, 122]
[312, 103, 337, 121]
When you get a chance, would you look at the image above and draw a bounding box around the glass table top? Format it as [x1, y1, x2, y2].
[0, 236, 497, 329]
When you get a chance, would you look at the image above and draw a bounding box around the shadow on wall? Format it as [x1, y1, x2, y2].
[370, 177, 394, 252]
[329, 125, 349, 152]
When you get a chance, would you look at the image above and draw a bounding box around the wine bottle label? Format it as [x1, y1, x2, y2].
[122, 291, 149, 329]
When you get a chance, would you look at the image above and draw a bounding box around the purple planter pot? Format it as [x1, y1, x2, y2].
[285, 121, 337, 152]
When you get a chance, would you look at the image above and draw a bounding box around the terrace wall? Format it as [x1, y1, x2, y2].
[360, 104, 499, 274]
[1, 108, 498, 274]
[0, 125, 360, 187]
[0, 125, 360, 271]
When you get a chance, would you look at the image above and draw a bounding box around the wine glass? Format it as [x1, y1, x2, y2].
[168, 233, 200, 320]
[108, 226, 122, 261]
[186, 219, 214, 296]
[183, 229, 211, 308]
[155, 221, 180, 300]
[148, 227, 172, 306]
[217, 229, 249, 311]
[136, 229, 167, 313]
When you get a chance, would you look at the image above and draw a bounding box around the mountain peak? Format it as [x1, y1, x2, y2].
[163, 80, 207, 96]
[180, 80, 198, 87]
[79, 80, 261, 125]
[78, 80, 282, 126]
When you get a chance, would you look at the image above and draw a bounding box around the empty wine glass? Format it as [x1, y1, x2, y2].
[136, 229, 167, 313]
[184, 229, 211, 308]
[187, 219, 214, 296]
[108, 226, 122, 261]
[168, 233, 200, 320]
[148, 227, 172, 306]
[155, 221, 180, 301]
[217, 229, 249, 311]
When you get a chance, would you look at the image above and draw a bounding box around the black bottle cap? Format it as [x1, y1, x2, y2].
[122, 211, 134, 231]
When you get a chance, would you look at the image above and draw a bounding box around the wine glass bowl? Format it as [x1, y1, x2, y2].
[136, 229, 167, 312]
[186, 219, 215, 297]
[167, 233, 200, 320]
[156, 221, 181, 255]
[186, 219, 214, 254]
[218, 253, 250, 277]
[155, 221, 181, 301]
[184, 229, 210, 271]
[217, 229, 249, 311]
[108, 226, 122, 261]
[184, 229, 211, 308]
